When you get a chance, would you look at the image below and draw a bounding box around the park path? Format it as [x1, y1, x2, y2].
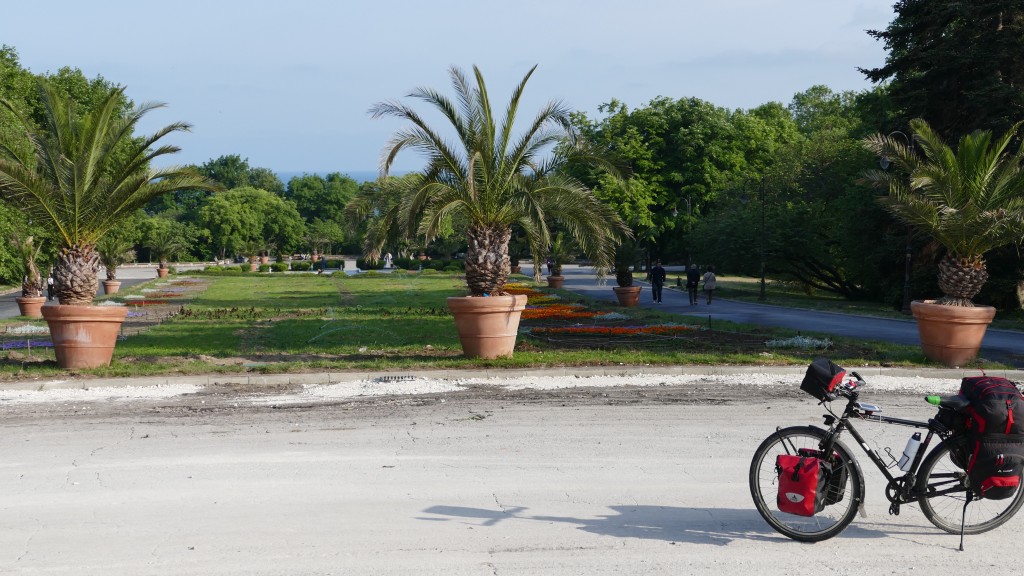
[541, 264, 1024, 368]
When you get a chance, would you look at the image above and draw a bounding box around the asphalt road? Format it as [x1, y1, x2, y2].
[543, 265, 1024, 368]
[1, 383, 1018, 575]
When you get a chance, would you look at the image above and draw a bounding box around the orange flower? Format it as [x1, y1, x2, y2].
[531, 325, 694, 336]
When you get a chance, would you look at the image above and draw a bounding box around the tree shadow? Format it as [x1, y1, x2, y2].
[419, 504, 887, 545]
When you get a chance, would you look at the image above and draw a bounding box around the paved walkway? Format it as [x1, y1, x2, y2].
[534, 264, 1024, 368]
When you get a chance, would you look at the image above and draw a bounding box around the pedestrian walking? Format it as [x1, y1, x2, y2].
[703, 265, 717, 304]
[651, 260, 666, 303]
[686, 264, 700, 305]
[46, 271, 54, 301]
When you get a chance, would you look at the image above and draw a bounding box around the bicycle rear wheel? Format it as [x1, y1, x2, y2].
[749, 426, 864, 542]
[917, 436, 1024, 534]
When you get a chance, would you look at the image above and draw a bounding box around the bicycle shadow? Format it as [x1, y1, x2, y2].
[419, 504, 887, 544]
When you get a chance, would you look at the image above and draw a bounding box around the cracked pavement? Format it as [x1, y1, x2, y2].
[2, 378, 1022, 574]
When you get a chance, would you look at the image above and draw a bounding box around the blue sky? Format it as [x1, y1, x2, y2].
[1, 0, 895, 175]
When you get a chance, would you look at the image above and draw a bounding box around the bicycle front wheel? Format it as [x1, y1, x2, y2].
[749, 426, 864, 542]
[917, 436, 1024, 535]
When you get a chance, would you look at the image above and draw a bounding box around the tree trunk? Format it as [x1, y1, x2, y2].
[54, 245, 100, 305]
[464, 225, 511, 295]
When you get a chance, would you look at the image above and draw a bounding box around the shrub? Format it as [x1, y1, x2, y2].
[258, 264, 271, 273]
[291, 261, 312, 272]
[394, 257, 419, 270]
[356, 258, 384, 270]
[270, 262, 289, 272]
[326, 259, 344, 269]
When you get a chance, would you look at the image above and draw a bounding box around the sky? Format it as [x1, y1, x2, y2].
[1, 0, 895, 176]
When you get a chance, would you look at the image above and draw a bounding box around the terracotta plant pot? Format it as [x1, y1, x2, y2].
[42, 305, 128, 369]
[260, 255, 270, 264]
[547, 275, 565, 288]
[102, 280, 122, 295]
[910, 300, 996, 367]
[15, 296, 46, 318]
[510, 265, 522, 274]
[249, 262, 259, 272]
[613, 286, 642, 307]
[447, 294, 528, 359]
[157, 267, 169, 278]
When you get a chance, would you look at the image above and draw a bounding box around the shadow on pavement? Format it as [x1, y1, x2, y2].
[419, 504, 886, 544]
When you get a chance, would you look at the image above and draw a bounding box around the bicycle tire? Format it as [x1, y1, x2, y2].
[917, 436, 1024, 535]
[749, 425, 864, 542]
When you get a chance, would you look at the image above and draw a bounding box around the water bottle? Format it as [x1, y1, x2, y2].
[897, 432, 922, 471]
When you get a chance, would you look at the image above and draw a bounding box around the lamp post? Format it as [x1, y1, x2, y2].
[758, 179, 766, 302]
[879, 131, 913, 314]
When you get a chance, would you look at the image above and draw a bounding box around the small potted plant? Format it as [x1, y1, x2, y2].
[612, 240, 642, 306]
[861, 118, 1024, 366]
[97, 225, 138, 294]
[12, 234, 46, 317]
[546, 232, 574, 289]
[145, 226, 187, 278]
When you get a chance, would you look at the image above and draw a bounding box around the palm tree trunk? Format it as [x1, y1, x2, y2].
[53, 245, 101, 305]
[464, 225, 511, 295]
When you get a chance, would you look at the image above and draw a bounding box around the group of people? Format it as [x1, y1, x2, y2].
[648, 261, 716, 305]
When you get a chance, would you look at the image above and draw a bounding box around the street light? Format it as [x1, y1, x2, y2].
[758, 179, 766, 302]
[879, 131, 914, 314]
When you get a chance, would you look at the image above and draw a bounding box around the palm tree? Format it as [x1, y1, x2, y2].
[0, 79, 216, 304]
[145, 226, 187, 270]
[12, 233, 44, 297]
[97, 234, 136, 281]
[862, 118, 1024, 306]
[368, 65, 629, 296]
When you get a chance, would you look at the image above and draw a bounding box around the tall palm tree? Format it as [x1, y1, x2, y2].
[0, 80, 216, 304]
[369, 65, 629, 296]
[862, 118, 1024, 306]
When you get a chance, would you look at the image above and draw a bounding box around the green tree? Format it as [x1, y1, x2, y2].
[369, 65, 628, 296]
[861, 1, 1024, 142]
[286, 172, 358, 221]
[197, 187, 305, 260]
[198, 155, 283, 193]
[0, 79, 216, 304]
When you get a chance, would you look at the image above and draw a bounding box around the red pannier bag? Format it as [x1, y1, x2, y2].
[776, 454, 831, 516]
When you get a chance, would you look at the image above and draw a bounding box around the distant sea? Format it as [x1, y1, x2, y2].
[276, 170, 402, 184]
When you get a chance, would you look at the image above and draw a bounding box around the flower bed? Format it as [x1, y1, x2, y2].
[522, 304, 600, 320]
[531, 325, 695, 337]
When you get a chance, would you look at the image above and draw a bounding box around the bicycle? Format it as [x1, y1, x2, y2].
[748, 369, 1024, 544]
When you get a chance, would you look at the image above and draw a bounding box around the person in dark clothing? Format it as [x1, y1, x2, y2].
[686, 264, 701, 305]
[651, 260, 667, 303]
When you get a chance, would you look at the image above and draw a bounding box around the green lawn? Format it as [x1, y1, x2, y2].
[0, 270, 1009, 380]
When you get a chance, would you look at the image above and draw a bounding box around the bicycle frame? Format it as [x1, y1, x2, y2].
[791, 379, 957, 512]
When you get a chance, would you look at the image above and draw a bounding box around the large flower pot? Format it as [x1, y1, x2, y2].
[911, 300, 996, 367]
[15, 296, 46, 318]
[546, 275, 565, 289]
[102, 280, 122, 295]
[510, 265, 522, 275]
[157, 267, 169, 278]
[613, 286, 642, 307]
[42, 305, 128, 369]
[447, 294, 528, 359]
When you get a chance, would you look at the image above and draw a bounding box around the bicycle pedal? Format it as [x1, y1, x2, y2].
[888, 503, 901, 516]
